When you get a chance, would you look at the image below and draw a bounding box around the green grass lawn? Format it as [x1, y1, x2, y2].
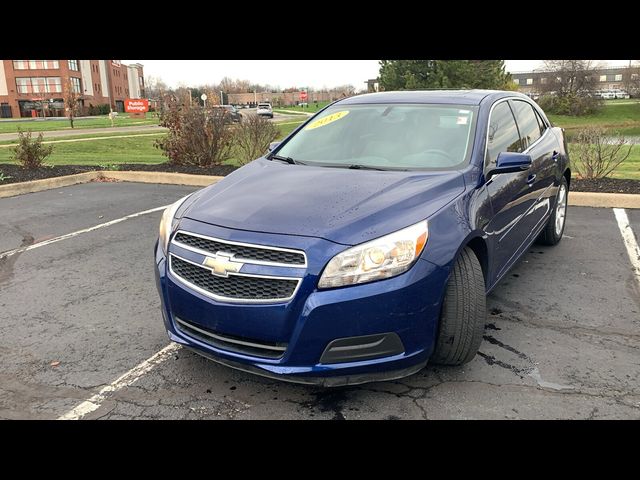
[0, 120, 306, 167]
[0, 130, 165, 146]
[278, 101, 331, 114]
[0, 112, 158, 134]
[548, 101, 640, 134]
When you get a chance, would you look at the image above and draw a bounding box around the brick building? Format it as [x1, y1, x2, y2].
[0, 60, 145, 118]
[227, 89, 350, 107]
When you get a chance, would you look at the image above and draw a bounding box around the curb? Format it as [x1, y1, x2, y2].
[568, 191, 640, 209]
[0, 171, 223, 199]
[1, 172, 639, 209]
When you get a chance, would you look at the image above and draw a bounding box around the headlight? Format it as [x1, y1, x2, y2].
[159, 194, 192, 254]
[318, 220, 428, 289]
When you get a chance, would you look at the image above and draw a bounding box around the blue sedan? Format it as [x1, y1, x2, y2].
[154, 90, 570, 386]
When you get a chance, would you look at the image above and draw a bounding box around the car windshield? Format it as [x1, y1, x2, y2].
[275, 103, 478, 170]
[258, 104, 270, 108]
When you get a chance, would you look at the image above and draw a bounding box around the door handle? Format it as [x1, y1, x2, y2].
[526, 174, 536, 185]
[552, 151, 560, 161]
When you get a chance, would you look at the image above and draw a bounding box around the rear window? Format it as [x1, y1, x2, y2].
[276, 103, 478, 171]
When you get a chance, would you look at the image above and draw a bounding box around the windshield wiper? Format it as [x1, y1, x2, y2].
[270, 154, 301, 165]
[347, 164, 387, 171]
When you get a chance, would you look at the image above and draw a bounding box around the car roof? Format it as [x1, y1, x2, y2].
[336, 90, 526, 106]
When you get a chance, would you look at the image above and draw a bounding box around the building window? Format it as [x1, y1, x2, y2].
[513, 78, 520, 85]
[14, 60, 59, 70]
[71, 77, 82, 94]
[615, 74, 622, 82]
[68, 60, 79, 71]
[125, 88, 129, 96]
[540, 77, 548, 84]
[526, 78, 533, 85]
[15, 77, 62, 94]
[600, 75, 607, 82]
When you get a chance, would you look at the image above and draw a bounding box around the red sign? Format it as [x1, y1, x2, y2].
[299, 91, 308, 101]
[125, 99, 149, 113]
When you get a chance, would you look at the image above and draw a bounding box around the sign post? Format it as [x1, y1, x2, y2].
[300, 90, 308, 107]
[201, 93, 208, 107]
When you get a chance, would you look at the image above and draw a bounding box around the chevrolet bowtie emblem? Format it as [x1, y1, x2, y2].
[202, 254, 244, 277]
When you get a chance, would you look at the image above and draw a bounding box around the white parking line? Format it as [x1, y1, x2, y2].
[613, 208, 640, 287]
[0, 204, 169, 260]
[58, 343, 181, 420]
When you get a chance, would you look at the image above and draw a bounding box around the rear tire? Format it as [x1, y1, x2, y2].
[536, 177, 568, 246]
[431, 247, 486, 366]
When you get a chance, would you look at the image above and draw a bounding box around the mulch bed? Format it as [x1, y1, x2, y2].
[1, 162, 639, 194]
[571, 177, 640, 194]
[0, 163, 238, 186]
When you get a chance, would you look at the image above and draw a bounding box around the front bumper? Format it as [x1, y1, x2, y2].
[154, 225, 449, 386]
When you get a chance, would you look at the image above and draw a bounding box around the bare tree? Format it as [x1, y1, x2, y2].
[63, 77, 81, 129]
[540, 60, 602, 96]
[622, 61, 640, 96]
[234, 114, 279, 165]
[572, 127, 633, 179]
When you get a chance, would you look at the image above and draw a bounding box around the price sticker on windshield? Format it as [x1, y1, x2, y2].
[305, 110, 350, 130]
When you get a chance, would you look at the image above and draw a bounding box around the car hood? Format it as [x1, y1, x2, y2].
[184, 158, 465, 245]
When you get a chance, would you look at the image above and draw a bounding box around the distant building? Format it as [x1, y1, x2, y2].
[510, 65, 635, 95]
[365, 79, 379, 93]
[0, 60, 145, 118]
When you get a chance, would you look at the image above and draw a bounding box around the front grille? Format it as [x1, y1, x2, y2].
[173, 232, 306, 266]
[170, 255, 299, 302]
[174, 316, 286, 359]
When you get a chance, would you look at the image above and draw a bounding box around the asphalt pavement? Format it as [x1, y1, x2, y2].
[1, 182, 638, 419]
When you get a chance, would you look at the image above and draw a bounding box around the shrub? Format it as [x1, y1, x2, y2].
[537, 93, 602, 116]
[155, 98, 236, 167]
[234, 114, 279, 165]
[571, 126, 632, 179]
[12, 129, 53, 169]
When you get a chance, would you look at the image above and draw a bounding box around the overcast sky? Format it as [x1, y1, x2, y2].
[123, 60, 632, 90]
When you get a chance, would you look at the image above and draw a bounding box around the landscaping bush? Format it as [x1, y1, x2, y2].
[537, 93, 602, 116]
[571, 126, 632, 179]
[89, 104, 112, 116]
[11, 130, 53, 169]
[234, 114, 279, 165]
[154, 97, 235, 167]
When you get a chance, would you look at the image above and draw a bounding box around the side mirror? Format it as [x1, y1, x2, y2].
[486, 152, 532, 180]
[268, 141, 280, 152]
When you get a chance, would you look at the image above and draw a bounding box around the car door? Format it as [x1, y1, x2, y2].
[483, 100, 533, 279]
[509, 99, 559, 235]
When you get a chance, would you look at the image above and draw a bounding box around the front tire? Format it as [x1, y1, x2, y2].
[537, 177, 568, 246]
[432, 247, 486, 366]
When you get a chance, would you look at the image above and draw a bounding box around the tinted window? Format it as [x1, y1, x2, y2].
[486, 101, 522, 167]
[510, 100, 542, 149]
[534, 108, 547, 137]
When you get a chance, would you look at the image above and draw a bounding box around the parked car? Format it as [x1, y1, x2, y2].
[614, 90, 630, 99]
[256, 102, 273, 118]
[601, 90, 616, 100]
[212, 105, 242, 123]
[155, 90, 570, 386]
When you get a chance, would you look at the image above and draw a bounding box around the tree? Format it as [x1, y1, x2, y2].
[234, 114, 279, 165]
[536, 60, 603, 116]
[63, 78, 81, 129]
[145, 76, 169, 100]
[622, 61, 640, 97]
[379, 60, 511, 90]
[539, 60, 600, 96]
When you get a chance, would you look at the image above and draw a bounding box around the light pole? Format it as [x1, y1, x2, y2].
[220, 90, 224, 106]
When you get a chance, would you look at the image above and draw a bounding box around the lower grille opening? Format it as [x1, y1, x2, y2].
[174, 316, 287, 360]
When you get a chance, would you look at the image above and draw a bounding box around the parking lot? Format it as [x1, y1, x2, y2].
[1, 181, 639, 419]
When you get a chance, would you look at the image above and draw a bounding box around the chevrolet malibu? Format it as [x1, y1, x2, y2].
[154, 90, 570, 386]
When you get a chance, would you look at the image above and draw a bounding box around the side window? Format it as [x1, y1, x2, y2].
[486, 101, 522, 168]
[534, 108, 547, 137]
[510, 100, 541, 149]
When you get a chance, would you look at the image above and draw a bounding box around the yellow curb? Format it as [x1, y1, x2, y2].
[569, 191, 640, 209]
[0, 170, 223, 199]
